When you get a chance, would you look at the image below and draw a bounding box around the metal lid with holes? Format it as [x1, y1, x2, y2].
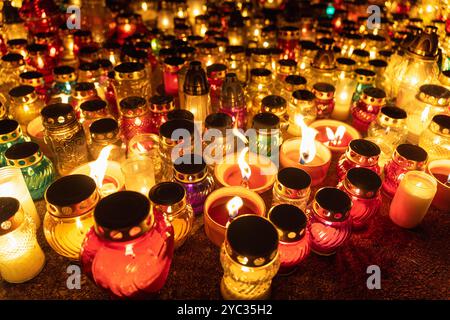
[19, 71, 44, 87]
[378, 106, 407, 127]
[250, 68, 272, 83]
[392, 144, 428, 170]
[226, 45, 245, 60]
[268, 204, 307, 243]
[184, 61, 209, 96]
[195, 42, 219, 55]
[167, 109, 194, 121]
[355, 68, 376, 84]
[407, 26, 439, 60]
[277, 59, 297, 75]
[278, 26, 300, 40]
[220, 73, 245, 105]
[1, 53, 24, 67]
[369, 59, 388, 70]
[311, 44, 336, 70]
[177, 46, 196, 61]
[285, 75, 306, 87]
[336, 57, 356, 72]
[159, 119, 195, 146]
[225, 215, 278, 267]
[252, 112, 280, 130]
[261, 95, 286, 115]
[148, 182, 187, 215]
[429, 114, 450, 135]
[352, 49, 370, 61]
[53, 65, 77, 82]
[346, 139, 380, 166]
[207, 63, 227, 79]
[313, 187, 352, 221]
[361, 87, 386, 105]
[72, 82, 97, 100]
[94, 191, 153, 241]
[312, 83, 335, 100]
[0, 119, 22, 143]
[0, 197, 23, 236]
[300, 40, 319, 56]
[41, 103, 77, 129]
[291, 89, 315, 105]
[173, 154, 208, 184]
[4, 142, 43, 168]
[205, 113, 233, 134]
[344, 167, 382, 199]
[80, 99, 107, 114]
[45, 174, 99, 218]
[417, 84, 450, 107]
[251, 48, 272, 63]
[9, 85, 37, 103]
[149, 95, 175, 113]
[119, 96, 149, 118]
[275, 167, 311, 199]
[90, 118, 119, 142]
[164, 57, 185, 73]
[114, 62, 145, 80]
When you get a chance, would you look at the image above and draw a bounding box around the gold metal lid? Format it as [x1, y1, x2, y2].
[90, 118, 119, 142]
[417, 84, 450, 107]
[1, 53, 24, 67]
[261, 95, 286, 115]
[278, 26, 300, 40]
[346, 139, 380, 166]
[274, 167, 311, 199]
[173, 154, 208, 184]
[250, 68, 272, 83]
[163, 56, 185, 73]
[268, 204, 307, 243]
[148, 182, 187, 217]
[429, 114, 450, 136]
[361, 87, 386, 106]
[4, 142, 43, 168]
[277, 59, 297, 75]
[19, 71, 44, 87]
[40, 103, 78, 129]
[119, 96, 149, 118]
[53, 65, 77, 82]
[312, 82, 335, 100]
[312, 187, 352, 222]
[0, 119, 22, 143]
[377, 106, 407, 128]
[355, 68, 376, 84]
[336, 57, 356, 72]
[0, 197, 24, 236]
[343, 167, 382, 199]
[8, 85, 38, 104]
[439, 70, 450, 87]
[407, 26, 439, 60]
[114, 62, 145, 80]
[71, 82, 97, 100]
[392, 144, 428, 170]
[149, 95, 175, 113]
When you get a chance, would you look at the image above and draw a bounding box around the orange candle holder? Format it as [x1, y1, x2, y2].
[309, 119, 361, 153]
[214, 152, 277, 194]
[204, 186, 266, 247]
[280, 138, 331, 186]
[426, 159, 450, 212]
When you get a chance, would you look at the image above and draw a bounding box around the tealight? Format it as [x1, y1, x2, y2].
[310, 119, 361, 153]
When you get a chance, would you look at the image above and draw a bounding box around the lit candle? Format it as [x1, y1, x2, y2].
[426, 159, 450, 211]
[121, 157, 155, 196]
[310, 120, 361, 153]
[389, 171, 437, 229]
[204, 187, 266, 247]
[0, 197, 45, 283]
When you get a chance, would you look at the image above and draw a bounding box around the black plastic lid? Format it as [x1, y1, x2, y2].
[346, 167, 382, 192]
[53, 65, 75, 76]
[5, 142, 39, 160]
[419, 84, 450, 99]
[41, 103, 73, 119]
[9, 85, 34, 97]
[20, 71, 43, 80]
[148, 182, 185, 205]
[164, 56, 185, 67]
[261, 95, 286, 110]
[227, 215, 278, 261]
[167, 109, 194, 121]
[277, 167, 311, 190]
[205, 113, 233, 132]
[0, 197, 20, 223]
[80, 99, 107, 112]
[285, 75, 306, 86]
[292, 89, 315, 101]
[349, 139, 381, 157]
[90, 118, 118, 134]
[159, 119, 195, 138]
[95, 191, 149, 229]
[114, 62, 144, 73]
[396, 144, 428, 162]
[369, 59, 388, 68]
[120, 96, 146, 110]
[432, 114, 450, 129]
[268, 204, 307, 233]
[0, 119, 19, 135]
[174, 154, 206, 174]
[363, 87, 386, 99]
[2, 53, 23, 62]
[74, 82, 95, 92]
[46, 175, 97, 207]
[316, 187, 352, 213]
[252, 112, 280, 130]
[381, 106, 407, 119]
[250, 68, 271, 77]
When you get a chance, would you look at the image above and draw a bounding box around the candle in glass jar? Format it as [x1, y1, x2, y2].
[426, 159, 450, 211]
[389, 171, 437, 229]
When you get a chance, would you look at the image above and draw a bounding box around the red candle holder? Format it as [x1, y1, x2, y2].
[427, 159, 450, 211]
[351, 87, 386, 133]
[119, 96, 153, 144]
[163, 57, 185, 98]
[277, 26, 300, 61]
[204, 186, 266, 247]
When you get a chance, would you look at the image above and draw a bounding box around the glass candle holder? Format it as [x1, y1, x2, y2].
[337, 139, 381, 183]
[389, 170, 437, 229]
[261, 95, 287, 125]
[196, 42, 219, 68]
[207, 63, 227, 113]
[183, 61, 211, 123]
[277, 26, 300, 60]
[118, 96, 153, 143]
[298, 40, 319, 72]
[0, 166, 39, 229]
[121, 156, 156, 196]
[8, 85, 44, 131]
[89, 118, 125, 162]
[44, 174, 99, 260]
[245, 68, 273, 119]
[0, 52, 26, 106]
[426, 159, 450, 211]
[220, 215, 280, 300]
[305, 41, 337, 86]
[163, 57, 185, 98]
[338, 167, 382, 230]
[26, 43, 55, 82]
[148, 182, 194, 249]
[339, 33, 363, 58]
[351, 68, 376, 103]
[382, 144, 428, 197]
[332, 58, 357, 121]
[41, 103, 89, 176]
[272, 167, 311, 211]
[368, 106, 408, 148]
[80, 191, 174, 298]
[0, 119, 26, 167]
[351, 49, 370, 68]
[51, 65, 77, 103]
[351, 87, 387, 133]
[312, 82, 335, 120]
[4, 142, 55, 201]
[225, 46, 247, 83]
[219, 73, 247, 129]
[267, 204, 310, 275]
[249, 112, 280, 159]
[250, 48, 272, 71]
[203, 112, 234, 168]
[274, 59, 297, 95]
[406, 84, 450, 144]
[71, 82, 99, 120]
[286, 89, 316, 136]
[419, 114, 450, 161]
[306, 187, 352, 255]
[147, 95, 175, 135]
[80, 99, 111, 142]
[280, 75, 307, 105]
[368, 59, 388, 91]
[0, 197, 45, 283]
[19, 71, 50, 104]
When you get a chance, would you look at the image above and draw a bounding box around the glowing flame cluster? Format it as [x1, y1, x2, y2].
[295, 115, 318, 164]
[89, 145, 114, 189]
[325, 125, 346, 147]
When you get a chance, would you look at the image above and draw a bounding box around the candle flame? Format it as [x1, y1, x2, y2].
[141, 2, 148, 11]
[227, 196, 243, 221]
[420, 106, 430, 123]
[238, 147, 251, 186]
[89, 145, 114, 189]
[325, 126, 346, 146]
[295, 115, 318, 164]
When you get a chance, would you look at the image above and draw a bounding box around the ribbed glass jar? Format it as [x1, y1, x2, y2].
[272, 167, 311, 211]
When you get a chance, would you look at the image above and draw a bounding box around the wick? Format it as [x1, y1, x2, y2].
[299, 153, 308, 165]
[241, 178, 249, 189]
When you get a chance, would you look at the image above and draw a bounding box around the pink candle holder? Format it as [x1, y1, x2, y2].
[214, 152, 277, 194]
[279, 138, 332, 186]
[426, 159, 450, 211]
[204, 186, 266, 247]
[310, 119, 361, 153]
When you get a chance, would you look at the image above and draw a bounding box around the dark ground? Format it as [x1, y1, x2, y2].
[1, 156, 449, 300]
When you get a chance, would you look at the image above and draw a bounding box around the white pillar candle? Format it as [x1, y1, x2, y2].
[389, 171, 437, 229]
